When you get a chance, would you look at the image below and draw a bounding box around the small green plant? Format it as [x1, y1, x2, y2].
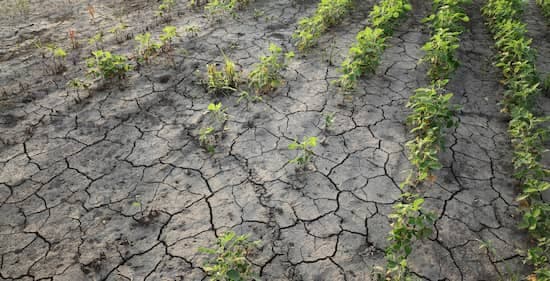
[108, 22, 128, 43]
[205, 0, 250, 19]
[135, 32, 162, 63]
[206, 55, 240, 94]
[423, 0, 470, 32]
[156, 0, 176, 18]
[420, 28, 461, 81]
[253, 9, 265, 20]
[199, 231, 261, 281]
[404, 85, 460, 186]
[508, 107, 549, 181]
[237, 91, 263, 105]
[369, 0, 412, 35]
[67, 79, 90, 90]
[292, 0, 352, 51]
[67, 79, 91, 103]
[337, 27, 385, 90]
[88, 31, 104, 49]
[183, 24, 201, 36]
[378, 193, 435, 280]
[537, 0, 550, 19]
[43, 44, 67, 74]
[324, 112, 335, 131]
[288, 136, 317, 168]
[248, 43, 294, 94]
[160, 26, 178, 50]
[524, 238, 550, 280]
[199, 126, 216, 153]
[86, 50, 132, 80]
[207, 102, 228, 123]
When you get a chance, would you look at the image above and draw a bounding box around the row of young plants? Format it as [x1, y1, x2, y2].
[337, 0, 412, 90]
[537, 0, 550, 19]
[65, 25, 182, 91]
[377, 1, 470, 280]
[292, 0, 354, 51]
[482, 0, 550, 279]
[404, 0, 469, 186]
[198, 43, 295, 154]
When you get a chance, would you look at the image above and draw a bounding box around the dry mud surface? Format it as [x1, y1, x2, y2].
[0, 0, 549, 280]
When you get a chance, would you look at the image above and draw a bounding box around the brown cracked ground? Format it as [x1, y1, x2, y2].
[0, 0, 549, 280]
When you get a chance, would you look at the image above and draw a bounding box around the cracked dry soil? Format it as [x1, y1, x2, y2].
[0, 0, 549, 280]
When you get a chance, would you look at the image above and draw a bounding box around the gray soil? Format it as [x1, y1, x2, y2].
[0, 0, 548, 280]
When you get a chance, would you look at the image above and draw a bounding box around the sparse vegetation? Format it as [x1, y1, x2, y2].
[183, 24, 201, 36]
[2, 1, 548, 280]
[204, 0, 251, 19]
[156, 0, 176, 18]
[248, 43, 294, 94]
[199, 231, 261, 281]
[293, 0, 353, 51]
[134, 32, 162, 63]
[206, 55, 240, 94]
[324, 112, 335, 131]
[288, 136, 317, 168]
[86, 50, 132, 80]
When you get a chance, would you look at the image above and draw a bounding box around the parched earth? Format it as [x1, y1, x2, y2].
[0, 0, 549, 280]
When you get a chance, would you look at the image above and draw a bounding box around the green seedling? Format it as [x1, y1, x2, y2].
[135, 32, 162, 63]
[248, 43, 294, 94]
[253, 9, 265, 20]
[156, 0, 175, 18]
[292, 0, 352, 51]
[49, 45, 67, 73]
[369, 0, 412, 35]
[537, 0, 550, 18]
[337, 27, 385, 90]
[86, 50, 132, 80]
[199, 126, 216, 153]
[206, 55, 240, 94]
[237, 91, 263, 106]
[508, 107, 549, 181]
[204, 0, 250, 19]
[36, 42, 67, 74]
[423, 1, 470, 32]
[207, 102, 228, 123]
[160, 25, 178, 50]
[404, 85, 460, 186]
[108, 22, 128, 43]
[324, 112, 335, 131]
[420, 28, 461, 82]
[183, 24, 201, 36]
[199, 231, 261, 281]
[67, 79, 90, 91]
[88, 31, 104, 49]
[288, 136, 317, 167]
[379, 193, 435, 280]
[67, 79, 91, 103]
